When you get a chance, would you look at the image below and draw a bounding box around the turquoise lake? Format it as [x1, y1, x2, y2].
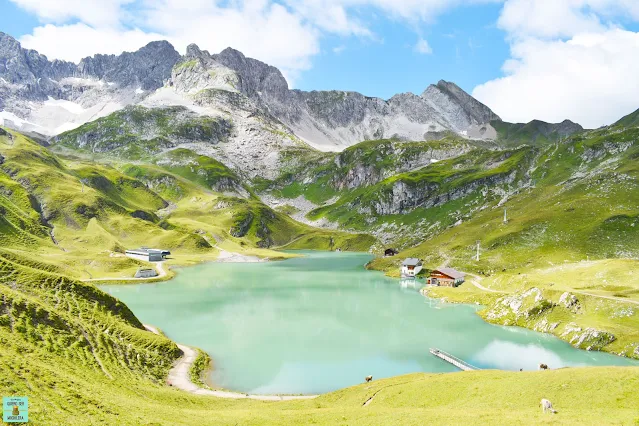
[102, 251, 638, 394]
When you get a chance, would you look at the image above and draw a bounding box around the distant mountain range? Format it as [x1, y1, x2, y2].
[0, 31, 582, 152]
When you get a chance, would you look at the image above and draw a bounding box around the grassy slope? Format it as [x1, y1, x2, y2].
[490, 119, 582, 147]
[307, 146, 533, 232]
[2, 113, 639, 424]
[0, 128, 374, 280]
[53, 105, 232, 160]
[258, 137, 477, 205]
[5, 345, 639, 426]
[367, 126, 639, 358]
[370, 127, 639, 273]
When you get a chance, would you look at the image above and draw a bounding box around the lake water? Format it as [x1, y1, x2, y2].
[102, 251, 638, 394]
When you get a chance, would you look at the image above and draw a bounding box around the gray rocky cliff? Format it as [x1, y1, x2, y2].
[77, 40, 179, 90]
[0, 31, 584, 158]
[166, 42, 503, 150]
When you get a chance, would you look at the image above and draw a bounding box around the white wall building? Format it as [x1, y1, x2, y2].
[401, 258, 423, 278]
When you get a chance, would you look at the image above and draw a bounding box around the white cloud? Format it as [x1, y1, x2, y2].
[473, 28, 639, 128]
[9, 0, 132, 28]
[19, 24, 166, 63]
[143, 1, 320, 76]
[12, 0, 499, 82]
[497, 0, 639, 39]
[414, 38, 433, 54]
[497, 0, 604, 39]
[472, 0, 639, 127]
[332, 45, 347, 54]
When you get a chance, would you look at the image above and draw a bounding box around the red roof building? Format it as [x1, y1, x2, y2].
[427, 268, 465, 287]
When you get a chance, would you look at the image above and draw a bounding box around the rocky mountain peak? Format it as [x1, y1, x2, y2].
[185, 43, 205, 59]
[0, 30, 585, 151]
[77, 40, 179, 90]
[212, 48, 289, 101]
[420, 79, 500, 133]
[0, 32, 75, 100]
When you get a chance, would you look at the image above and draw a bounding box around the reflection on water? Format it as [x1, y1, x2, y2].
[472, 341, 586, 371]
[103, 251, 638, 394]
[399, 279, 421, 290]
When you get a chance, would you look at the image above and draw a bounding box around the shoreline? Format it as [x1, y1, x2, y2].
[417, 279, 639, 362]
[144, 324, 318, 401]
[214, 248, 267, 263]
[88, 248, 271, 284]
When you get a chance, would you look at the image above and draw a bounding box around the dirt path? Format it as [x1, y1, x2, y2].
[464, 273, 509, 294]
[573, 291, 639, 306]
[144, 325, 318, 401]
[462, 272, 639, 305]
[81, 262, 167, 282]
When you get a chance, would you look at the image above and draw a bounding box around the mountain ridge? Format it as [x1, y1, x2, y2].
[0, 31, 581, 152]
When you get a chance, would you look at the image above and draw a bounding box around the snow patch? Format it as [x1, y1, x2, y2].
[53, 122, 82, 134]
[45, 97, 85, 114]
[59, 77, 104, 87]
[0, 110, 29, 126]
[135, 88, 145, 94]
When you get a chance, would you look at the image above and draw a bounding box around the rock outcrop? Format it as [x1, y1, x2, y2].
[0, 30, 584, 164]
[77, 40, 179, 91]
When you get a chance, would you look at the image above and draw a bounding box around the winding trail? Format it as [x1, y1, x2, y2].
[573, 291, 639, 306]
[464, 272, 508, 294]
[144, 325, 318, 401]
[460, 271, 639, 305]
[81, 262, 167, 282]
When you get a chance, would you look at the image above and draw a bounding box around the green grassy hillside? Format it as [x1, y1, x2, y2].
[366, 123, 639, 360]
[0, 128, 374, 280]
[370, 125, 639, 272]
[3, 105, 639, 425]
[491, 118, 583, 146]
[53, 105, 232, 160]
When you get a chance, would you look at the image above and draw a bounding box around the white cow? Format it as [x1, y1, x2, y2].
[540, 398, 557, 414]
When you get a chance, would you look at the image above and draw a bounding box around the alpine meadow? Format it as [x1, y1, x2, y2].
[1, 10, 639, 425]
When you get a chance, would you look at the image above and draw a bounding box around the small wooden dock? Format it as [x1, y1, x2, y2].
[430, 348, 479, 371]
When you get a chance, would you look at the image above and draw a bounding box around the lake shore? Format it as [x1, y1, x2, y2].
[144, 324, 318, 400]
[214, 249, 266, 263]
[104, 251, 638, 395]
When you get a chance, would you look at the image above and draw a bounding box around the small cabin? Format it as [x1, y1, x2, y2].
[401, 258, 423, 278]
[125, 248, 169, 262]
[427, 268, 465, 287]
[134, 268, 159, 278]
[384, 248, 399, 257]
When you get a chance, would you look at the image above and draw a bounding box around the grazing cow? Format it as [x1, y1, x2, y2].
[538, 363, 549, 370]
[540, 398, 557, 414]
[365, 375, 373, 383]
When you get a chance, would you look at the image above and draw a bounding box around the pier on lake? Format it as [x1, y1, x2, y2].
[430, 348, 479, 371]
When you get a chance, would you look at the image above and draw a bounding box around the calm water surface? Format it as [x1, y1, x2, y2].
[102, 251, 638, 394]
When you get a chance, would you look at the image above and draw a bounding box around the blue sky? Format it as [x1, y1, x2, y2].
[297, 3, 509, 98]
[2, 0, 639, 127]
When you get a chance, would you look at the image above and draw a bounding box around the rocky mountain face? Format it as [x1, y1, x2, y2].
[177, 44, 502, 149]
[0, 32, 179, 135]
[0, 30, 585, 181]
[2, 31, 510, 151]
[76, 41, 180, 91]
[0, 32, 179, 101]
